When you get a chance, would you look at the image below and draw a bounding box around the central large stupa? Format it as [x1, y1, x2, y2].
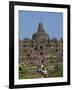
[32, 22, 49, 40]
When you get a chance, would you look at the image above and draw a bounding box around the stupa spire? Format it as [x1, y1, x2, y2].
[37, 22, 45, 33]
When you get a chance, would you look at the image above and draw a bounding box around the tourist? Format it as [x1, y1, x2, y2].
[42, 68, 48, 78]
[40, 52, 44, 65]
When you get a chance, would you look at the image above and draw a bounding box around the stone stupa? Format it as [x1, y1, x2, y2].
[32, 22, 49, 40]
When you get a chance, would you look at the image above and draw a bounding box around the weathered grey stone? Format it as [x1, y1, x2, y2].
[19, 22, 63, 67]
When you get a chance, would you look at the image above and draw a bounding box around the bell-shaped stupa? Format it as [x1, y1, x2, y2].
[32, 22, 49, 40]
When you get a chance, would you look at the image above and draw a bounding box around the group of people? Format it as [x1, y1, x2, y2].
[37, 52, 48, 78]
